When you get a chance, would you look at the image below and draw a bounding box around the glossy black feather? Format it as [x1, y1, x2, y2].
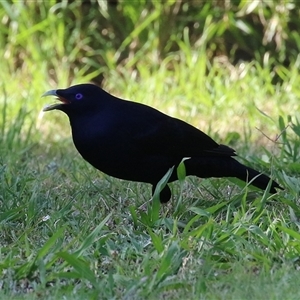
[43, 84, 282, 202]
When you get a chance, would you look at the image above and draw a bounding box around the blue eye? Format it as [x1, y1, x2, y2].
[75, 93, 83, 100]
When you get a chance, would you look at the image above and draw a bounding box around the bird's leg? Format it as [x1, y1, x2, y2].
[152, 184, 171, 203]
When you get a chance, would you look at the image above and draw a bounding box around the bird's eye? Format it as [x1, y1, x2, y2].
[75, 93, 83, 100]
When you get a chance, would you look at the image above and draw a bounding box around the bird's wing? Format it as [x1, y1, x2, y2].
[126, 105, 236, 157]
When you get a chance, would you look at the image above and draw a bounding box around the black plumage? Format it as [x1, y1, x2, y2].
[43, 84, 282, 202]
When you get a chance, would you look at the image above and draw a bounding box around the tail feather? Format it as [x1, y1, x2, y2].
[230, 160, 281, 193]
[186, 157, 282, 193]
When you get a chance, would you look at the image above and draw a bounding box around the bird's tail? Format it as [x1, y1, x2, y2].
[186, 157, 282, 193]
[234, 161, 281, 193]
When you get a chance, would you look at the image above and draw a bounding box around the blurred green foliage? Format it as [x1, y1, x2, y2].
[1, 0, 300, 84]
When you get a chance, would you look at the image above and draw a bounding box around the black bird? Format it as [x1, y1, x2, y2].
[43, 84, 281, 202]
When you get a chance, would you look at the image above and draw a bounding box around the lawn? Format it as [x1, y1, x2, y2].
[1, 2, 300, 299]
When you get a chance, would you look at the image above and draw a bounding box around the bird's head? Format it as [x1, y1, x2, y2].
[42, 84, 108, 114]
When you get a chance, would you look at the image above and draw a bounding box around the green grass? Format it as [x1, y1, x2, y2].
[2, 64, 300, 299]
[1, 2, 300, 299]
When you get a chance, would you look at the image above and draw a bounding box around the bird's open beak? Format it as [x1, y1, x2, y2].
[42, 90, 69, 111]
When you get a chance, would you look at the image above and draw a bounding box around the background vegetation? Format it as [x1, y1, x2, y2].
[1, 1, 300, 299]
